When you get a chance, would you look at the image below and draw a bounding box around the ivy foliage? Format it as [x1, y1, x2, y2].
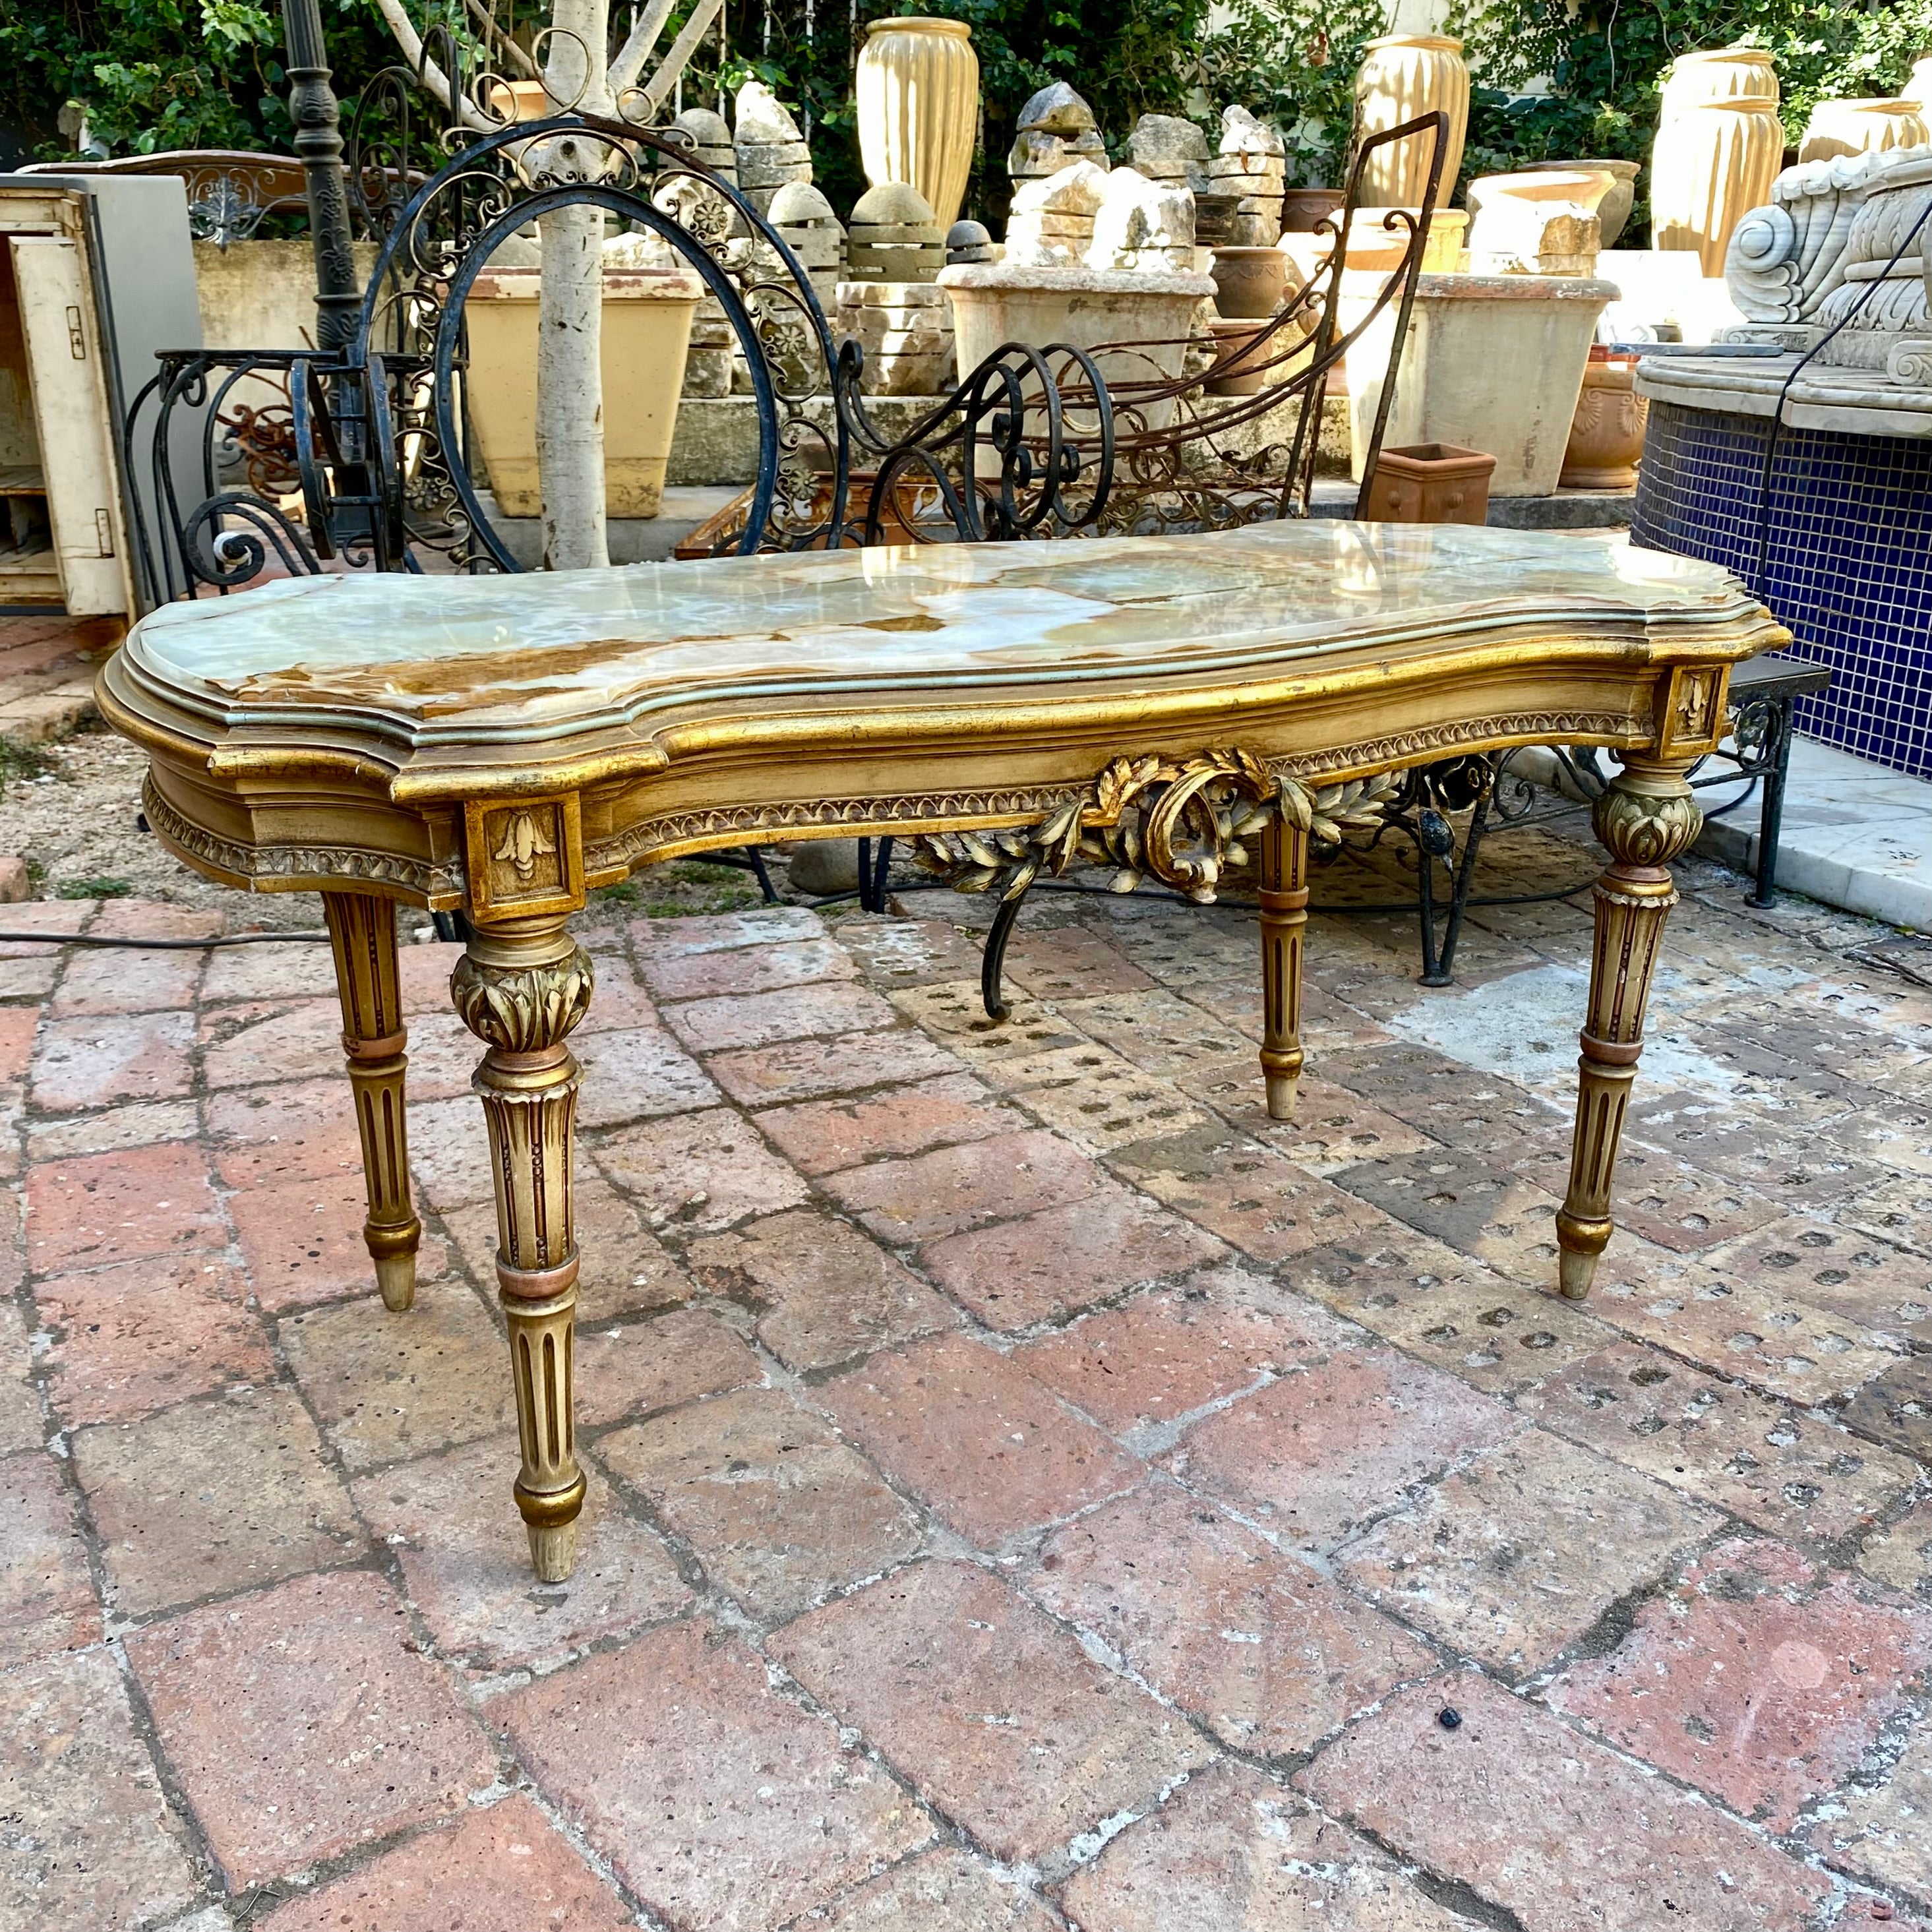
[1195, 0, 1386, 188]
[1449, 0, 1932, 238]
[727, 0, 1212, 224]
[1, 0, 400, 159]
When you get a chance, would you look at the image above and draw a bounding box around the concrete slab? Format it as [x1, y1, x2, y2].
[1699, 736, 1932, 934]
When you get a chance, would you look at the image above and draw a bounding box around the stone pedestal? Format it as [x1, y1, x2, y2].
[837, 281, 956, 396]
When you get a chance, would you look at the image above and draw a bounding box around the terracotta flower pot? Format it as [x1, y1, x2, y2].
[1561, 352, 1648, 490]
[1281, 187, 1346, 233]
[464, 266, 702, 518]
[1205, 317, 1275, 394]
[1209, 245, 1288, 318]
[856, 18, 980, 230]
[1362, 442, 1496, 524]
[1520, 159, 1642, 246]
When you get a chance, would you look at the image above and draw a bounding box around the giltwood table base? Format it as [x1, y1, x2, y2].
[317, 756, 1701, 1583]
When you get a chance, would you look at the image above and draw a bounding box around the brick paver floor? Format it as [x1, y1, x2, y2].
[4, 826, 1932, 1931]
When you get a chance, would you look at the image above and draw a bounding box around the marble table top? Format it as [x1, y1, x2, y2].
[125, 522, 1765, 750]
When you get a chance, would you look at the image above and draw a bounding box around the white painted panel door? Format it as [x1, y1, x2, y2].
[9, 236, 127, 616]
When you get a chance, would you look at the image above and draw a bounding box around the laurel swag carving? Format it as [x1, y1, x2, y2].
[911, 748, 1401, 904]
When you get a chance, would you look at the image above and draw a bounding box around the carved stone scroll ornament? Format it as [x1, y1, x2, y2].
[1725, 146, 1932, 372]
[911, 748, 1400, 904]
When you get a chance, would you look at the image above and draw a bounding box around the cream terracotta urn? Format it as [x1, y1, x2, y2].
[464, 265, 703, 518]
[1649, 47, 1784, 276]
[1351, 35, 1469, 208]
[1560, 351, 1647, 489]
[1910, 53, 1932, 117]
[857, 17, 980, 231]
[1798, 98, 1931, 164]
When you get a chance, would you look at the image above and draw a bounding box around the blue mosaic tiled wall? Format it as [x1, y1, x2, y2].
[1630, 400, 1932, 779]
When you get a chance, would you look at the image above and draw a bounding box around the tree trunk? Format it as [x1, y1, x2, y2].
[536, 0, 615, 570]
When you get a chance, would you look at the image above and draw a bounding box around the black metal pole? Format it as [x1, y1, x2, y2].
[282, 0, 361, 355]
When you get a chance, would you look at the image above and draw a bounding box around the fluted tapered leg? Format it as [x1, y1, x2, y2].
[450, 915, 595, 1581]
[322, 891, 421, 1313]
[1556, 756, 1703, 1300]
[1259, 816, 1311, 1121]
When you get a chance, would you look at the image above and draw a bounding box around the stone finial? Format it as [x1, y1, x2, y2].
[1004, 157, 1109, 267]
[1087, 166, 1196, 272]
[769, 181, 839, 226]
[1017, 81, 1097, 135]
[1126, 113, 1211, 180]
[1219, 104, 1285, 159]
[946, 218, 995, 264]
[848, 181, 945, 281]
[672, 106, 735, 158]
[735, 80, 802, 146]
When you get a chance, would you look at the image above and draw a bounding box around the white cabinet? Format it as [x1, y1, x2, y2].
[0, 178, 200, 617]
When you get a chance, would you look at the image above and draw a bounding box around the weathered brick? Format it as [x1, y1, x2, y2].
[1336, 1430, 1719, 1676]
[350, 1433, 689, 1674]
[258, 1792, 634, 1932]
[771, 1559, 1213, 1865]
[128, 1568, 495, 1890]
[498, 1617, 930, 1932]
[920, 1184, 1225, 1331]
[36, 1252, 273, 1425]
[686, 1209, 957, 1370]
[1297, 1672, 1830, 1932]
[1547, 1536, 1932, 1828]
[1015, 1265, 1354, 1441]
[597, 1387, 922, 1619]
[1517, 1341, 1917, 1542]
[1170, 1347, 1521, 1551]
[1032, 1484, 1432, 1754]
[1062, 1758, 1482, 1931]
[823, 1333, 1141, 1546]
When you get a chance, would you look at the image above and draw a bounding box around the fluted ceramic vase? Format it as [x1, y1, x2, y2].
[1799, 98, 1931, 164]
[856, 18, 980, 231]
[1351, 35, 1468, 208]
[1650, 47, 1784, 275]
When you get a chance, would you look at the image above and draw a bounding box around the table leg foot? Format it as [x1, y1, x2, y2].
[1555, 756, 1701, 1301]
[451, 915, 594, 1583]
[322, 892, 421, 1313]
[1259, 818, 1310, 1122]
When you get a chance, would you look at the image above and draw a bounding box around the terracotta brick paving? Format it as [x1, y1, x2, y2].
[2, 855, 1932, 1929]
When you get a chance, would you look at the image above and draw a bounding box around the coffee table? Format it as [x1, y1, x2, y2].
[99, 522, 1785, 1579]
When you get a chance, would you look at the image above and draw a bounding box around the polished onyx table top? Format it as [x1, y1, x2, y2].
[119, 522, 1772, 750]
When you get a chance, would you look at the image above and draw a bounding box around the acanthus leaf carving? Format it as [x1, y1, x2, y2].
[449, 947, 595, 1054]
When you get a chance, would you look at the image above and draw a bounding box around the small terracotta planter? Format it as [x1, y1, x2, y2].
[1362, 441, 1496, 524]
[1281, 187, 1346, 233]
[1561, 350, 1648, 489]
[1209, 245, 1288, 318]
[1205, 317, 1275, 395]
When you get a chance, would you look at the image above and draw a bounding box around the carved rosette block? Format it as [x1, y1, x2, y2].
[1258, 818, 1310, 1120]
[321, 893, 421, 1312]
[1555, 758, 1704, 1300]
[450, 923, 595, 1581]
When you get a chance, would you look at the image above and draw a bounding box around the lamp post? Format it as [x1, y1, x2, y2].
[281, 0, 361, 355]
